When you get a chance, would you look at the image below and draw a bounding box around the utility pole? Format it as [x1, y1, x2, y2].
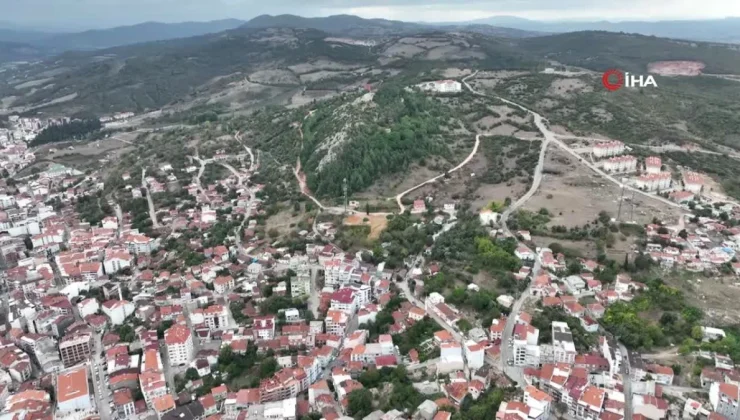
[616, 184, 626, 221]
[629, 190, 636, 222]
[342, 178, 348, 214]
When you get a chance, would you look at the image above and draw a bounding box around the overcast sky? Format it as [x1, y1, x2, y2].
[3, 0, 740, 30]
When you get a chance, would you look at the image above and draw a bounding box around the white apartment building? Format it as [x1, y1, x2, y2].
[291, 268, 311, 298]
[602, 155, 637, 173]
[710, 382, 740, 420]
[165, 324, 194, 366]
[124, 234, 158, 254]
[540, 322, 577, 365]
[684, 171, 704, 194]
[418, 80, 462, 93]
[645, 156, 662, 174]
[635, 172, 672, 192]
[101, 300, 135, 325]
[524, 385, 553, 419]
[513, 324, 540, 367]
[103, 251, 132, 274]
[464, 341, 485, 370]
[325, 310, 349, 337]
[593, 141, 625, 158]
[350, 335, 396, 364]
[203, 305, 229, 331]
[330, 288, 357, 313]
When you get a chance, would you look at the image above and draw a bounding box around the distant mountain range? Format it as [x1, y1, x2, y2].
[450, 16, 740, 44]
[0, 19, 246, 58]
[2, 13, 740, 64]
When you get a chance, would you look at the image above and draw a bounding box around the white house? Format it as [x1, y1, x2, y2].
[77, 298, 99, 319]
[104, 251, 132, 274]
[101, 300, 135, 325]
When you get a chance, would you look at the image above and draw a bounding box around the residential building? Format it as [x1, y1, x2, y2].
[101, 300, 135, 325]
[330, 288, 357, 313]
[645, 156, 662, 174]
[636, 172, 672, 192]
[59, 332, 92, 367]
[593, 141, 625, 158]
[576, 386, 605, 420]
[540, 322, 577, 365]
[325, 310, 349, 337]
[710, 382, 740, 419]
[165, 324, 194, 366]
[513, 324, 540, 367]
[113, 389, 136, 418]
[464, 341, 485, 370]
[603, 155, 637, 173]
[56, 366, 92, 413]
[524, 385, 553, 419]
[291, 268, 311, 298]
[213, 275, 235, 294]
[203, 305, 228, 331]
[252, 316, 276, 341]
[684, 171, 704, 194]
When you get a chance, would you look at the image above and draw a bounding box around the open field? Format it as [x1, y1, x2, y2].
[661, 271, 740, 325]
[524, 147, 682, 227]
[344, 214, 389, 240]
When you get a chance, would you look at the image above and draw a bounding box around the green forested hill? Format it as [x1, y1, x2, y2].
[516, 31, 740, 73]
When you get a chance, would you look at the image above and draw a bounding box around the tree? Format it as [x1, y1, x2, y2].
[347, 388, 373, 418]
[259, 357, 279, 378]
[185, 368, 200, 381]
[365, 202, 370, 215]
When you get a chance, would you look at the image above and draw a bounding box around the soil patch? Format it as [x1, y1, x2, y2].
[344, 214, 389, 240]
[648, 61, 705, 76]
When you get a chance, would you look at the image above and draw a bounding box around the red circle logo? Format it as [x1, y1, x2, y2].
[602, 69, 624, 91]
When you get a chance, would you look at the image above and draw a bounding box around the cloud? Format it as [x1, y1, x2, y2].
[2, 0, 740, 29]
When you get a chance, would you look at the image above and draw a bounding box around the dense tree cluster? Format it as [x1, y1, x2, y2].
[75, 193, 113, 226]
[303, 89, 449, 197]
[532, 306, 596, 353]
[602, 278, 703, 350]
[30, 119, 102, 146]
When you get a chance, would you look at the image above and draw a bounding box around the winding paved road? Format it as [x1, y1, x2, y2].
[394, 134, 481, 213]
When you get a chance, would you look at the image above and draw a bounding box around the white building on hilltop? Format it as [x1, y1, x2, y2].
[418, 80, 462, 93]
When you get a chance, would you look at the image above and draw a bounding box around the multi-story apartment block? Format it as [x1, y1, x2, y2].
[325, 310, 349, 337]
[540, 322, 577, 365]
[603, 155, 637, 173]
[513, 324, 540, 367]
[165, 324, 194, 366]
[575, 386, 605, 420]
[291, 268, 311, 298]
[645, 156, 662, 174]
[635, 172, 671, 192]
[203, 305, 228, 331]
[59, 332, 92, 367]
[593, 141, 625, 158]
[711, 382, 740, 420]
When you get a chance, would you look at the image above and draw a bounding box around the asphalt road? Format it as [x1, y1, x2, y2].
[92, 333, 112, 420]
